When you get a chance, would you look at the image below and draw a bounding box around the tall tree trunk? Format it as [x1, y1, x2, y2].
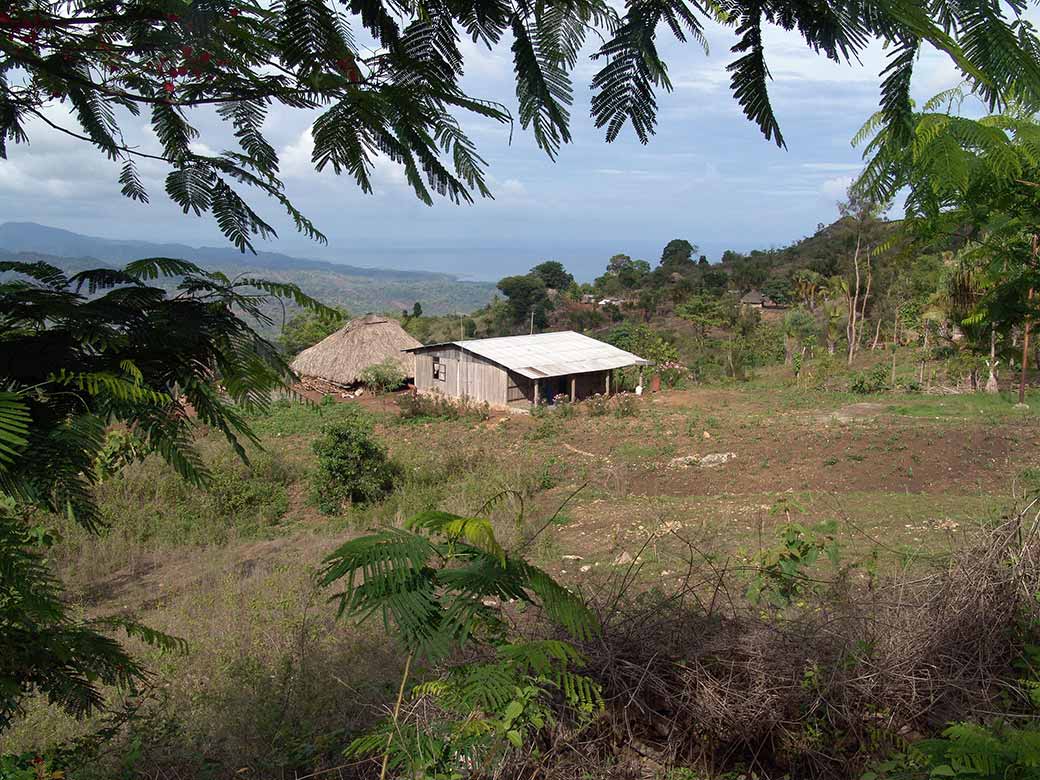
[985, 324, 999, 393]
[847, 236, 862, 367]
[1021, 290, 1033, 403]
[1020, 234, 1038, 404]
[871, 317, 883, 350]
[858, 261, 872, 352]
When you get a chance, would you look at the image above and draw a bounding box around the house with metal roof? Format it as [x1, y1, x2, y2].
[405, 331, 650, 407]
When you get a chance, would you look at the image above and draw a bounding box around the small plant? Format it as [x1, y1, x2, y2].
[849, 364, 889, 394]
[529, 415, 561, 441]
[613, 393, 638, 418]
[359, 359, 407, 393]
[311, 409, 401, 514]
[537, 457, 560, 490]
[584, 394, 609, 417]
[553, 394, 576, 418]
[746, 519, 839, 607]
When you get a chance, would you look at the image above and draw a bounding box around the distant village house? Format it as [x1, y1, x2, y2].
[740, 289, 784, 310]
[406, 331, 649, 408]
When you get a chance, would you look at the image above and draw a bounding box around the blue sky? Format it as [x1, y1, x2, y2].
[0, 18, 967, 281]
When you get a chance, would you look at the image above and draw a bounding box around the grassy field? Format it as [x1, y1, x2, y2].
[5, 371, 1040, 777]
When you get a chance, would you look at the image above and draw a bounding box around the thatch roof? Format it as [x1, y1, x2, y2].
[291, 314, 421, 386]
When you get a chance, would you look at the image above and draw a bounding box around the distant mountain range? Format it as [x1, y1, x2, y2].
[0, 222, 496, 315]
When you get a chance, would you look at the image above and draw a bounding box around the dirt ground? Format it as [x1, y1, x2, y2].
[83, 382, 1040, 615]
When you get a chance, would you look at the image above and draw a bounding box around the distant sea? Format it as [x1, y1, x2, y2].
[271, 239, 742, 283]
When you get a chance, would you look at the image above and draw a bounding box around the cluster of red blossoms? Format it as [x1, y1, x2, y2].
[0, 9, 47, 48]
[156, 44, 230, 94]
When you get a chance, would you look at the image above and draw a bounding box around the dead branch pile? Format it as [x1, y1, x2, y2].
[532, 508, 1040, 780]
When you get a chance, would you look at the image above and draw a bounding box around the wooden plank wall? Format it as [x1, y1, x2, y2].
[413, 347, 507, 405]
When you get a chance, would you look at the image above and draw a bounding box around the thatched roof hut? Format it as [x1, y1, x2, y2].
[291, 314, 421, 386]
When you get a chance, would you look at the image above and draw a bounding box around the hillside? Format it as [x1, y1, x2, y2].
[0, 222, 496, 315]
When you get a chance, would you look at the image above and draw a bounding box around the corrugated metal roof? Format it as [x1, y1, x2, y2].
[406, 331, 650, 380]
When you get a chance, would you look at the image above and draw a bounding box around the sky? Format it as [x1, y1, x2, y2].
[0, 16, 970, 281]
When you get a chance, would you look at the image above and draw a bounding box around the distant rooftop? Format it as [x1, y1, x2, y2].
[406, 330, 650, 379]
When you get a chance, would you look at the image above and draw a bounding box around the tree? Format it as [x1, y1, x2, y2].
[676, 294, 727, 338]
[834, 189, 890, 366]
[702, 269, 730, 295]
[792, 270, 823, 311]
[412, 301, 423, 318]
[782, 308, 817, 367]
[617, 259, 651, 290]
[857, 95, 1040, 400]
[698, 255, 710, 266]
[279, 307, 349, 355]
[0, 257, 328, 721]
[602, 323, 678, 364]
[497, 274, 549, 326]
[660, 239, 696, 270]
[638, 288, 661, 322]
[531, 261, 573, 291]
[6, 0, 1031, 251]
[606, 254, 632, 275]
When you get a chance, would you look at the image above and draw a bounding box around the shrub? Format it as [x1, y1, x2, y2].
[208, 455, 291, 529]
[849, 364, 890, 394]
[395, 393, 489, 423]
[585, 394, 609, 417]
[358, 359, 406, 393]
[553, 394, 576, 419]
[614, 393, 639, 418]
[311, 411, 401, 513]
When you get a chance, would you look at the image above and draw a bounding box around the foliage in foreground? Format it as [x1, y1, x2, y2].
[320, 509, 600, 777]
[0, 258, 325, 732]
[0, 500, 184, 731]
[866, 721, 1040, 780]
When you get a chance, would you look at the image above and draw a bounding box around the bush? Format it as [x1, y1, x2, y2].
[850, 364, 890, 394]
[613, 392, 639, 418]
[585, 394, 609, 417]
[311, 411, 401, 513]
[395, 392, 489, 423]
[358, 359, 406, 393]
[208, 455, 291, 529]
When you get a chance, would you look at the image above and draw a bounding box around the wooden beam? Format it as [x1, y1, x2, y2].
[605, 372, 610, 396]
[570, 376, 576, 402]
[533, 379, 540, 406]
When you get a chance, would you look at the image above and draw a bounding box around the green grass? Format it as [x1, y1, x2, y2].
[885, 390, 1040, 419]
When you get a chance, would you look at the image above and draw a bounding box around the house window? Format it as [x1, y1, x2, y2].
[432, 356, 446, 382]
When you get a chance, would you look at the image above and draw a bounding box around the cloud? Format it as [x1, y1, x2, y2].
[820, 175, 854, 200]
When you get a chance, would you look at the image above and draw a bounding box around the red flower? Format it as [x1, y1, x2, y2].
[229, 8, 239, 16]
[163, 81, 175, 93]
[181, 45, 193, 58]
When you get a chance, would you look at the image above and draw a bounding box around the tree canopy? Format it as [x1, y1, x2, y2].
[5, 0, 1040, 250]
[530, 260, 574, 291]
